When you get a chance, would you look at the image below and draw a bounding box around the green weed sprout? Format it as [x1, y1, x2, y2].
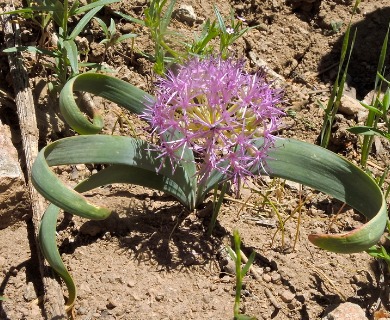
[94, 17, 137, 62]
[116, 3, 257, 73]
[116, 0, 179, 74]
[227, 230, 256, 320]
[319, 0, 359, 148]
[347, 24, 389, 167]
[2, 0, 120, 89]
[213, 6, 256, 59]
[32, 56, 387, 313]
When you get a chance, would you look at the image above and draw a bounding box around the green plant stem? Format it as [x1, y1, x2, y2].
[207, 182, 228, 236]
[233, 230, 242, 318]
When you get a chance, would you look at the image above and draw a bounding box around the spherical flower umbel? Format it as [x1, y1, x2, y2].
[144, 56, 284, 187]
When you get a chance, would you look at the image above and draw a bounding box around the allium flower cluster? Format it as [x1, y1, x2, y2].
[144, 56, 284, 187]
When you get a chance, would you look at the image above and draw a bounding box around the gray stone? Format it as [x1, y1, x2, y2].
[23, 282, 37, 302]
[0, 122, 30, 229]
[338, 95, 366, 116]
[173, 5, 197, 26]
[279, 289, 295, 303]
[322, 302, 368, 320]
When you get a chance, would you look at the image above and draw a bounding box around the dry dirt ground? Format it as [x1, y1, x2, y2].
[1, 0, 390, 319]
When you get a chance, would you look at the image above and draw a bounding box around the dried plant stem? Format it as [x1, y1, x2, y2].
[239, 249, 262, 281]
[1, 5, 67, 319]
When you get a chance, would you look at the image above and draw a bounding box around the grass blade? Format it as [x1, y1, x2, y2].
[69, 6, 103, 40]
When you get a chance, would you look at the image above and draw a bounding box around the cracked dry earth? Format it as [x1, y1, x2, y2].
[0, 0, 390, 319]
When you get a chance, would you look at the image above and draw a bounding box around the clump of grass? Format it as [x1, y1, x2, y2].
[94, 17, 137, 62]
[2, 0, 120, 90]
[319, 0, 359, 148]
[116, 2, 256, 74]
[347, 24, 390, 167]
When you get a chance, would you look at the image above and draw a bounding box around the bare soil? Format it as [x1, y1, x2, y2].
[0, 0, 390, 319]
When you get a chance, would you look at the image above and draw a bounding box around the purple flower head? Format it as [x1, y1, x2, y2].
[144, 56, 284, 188]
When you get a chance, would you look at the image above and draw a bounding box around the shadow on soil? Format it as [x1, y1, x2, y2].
[318, 6, 390, 99]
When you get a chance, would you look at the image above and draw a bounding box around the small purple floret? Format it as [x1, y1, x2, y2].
[144, 56, 284, 187]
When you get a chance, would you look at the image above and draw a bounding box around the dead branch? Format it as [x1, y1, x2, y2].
[1, 5, 67, 319]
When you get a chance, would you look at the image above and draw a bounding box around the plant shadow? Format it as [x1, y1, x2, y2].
[318, 6, 390, 99]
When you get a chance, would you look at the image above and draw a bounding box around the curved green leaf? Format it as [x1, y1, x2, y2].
[58, 73, 197, 192]
[39, 160, 191, 311]
[32, 135, 196, 215]
[34, 136, 387, 312]
[201, 138, 387, 253]
[264, 138, 387, 253]
[35, 135, 195, 311]
[59, 73, 153, 134]
[39, 204, 76, 311]
[347, 126, 389, 138]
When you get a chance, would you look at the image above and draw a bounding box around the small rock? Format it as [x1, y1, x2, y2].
[262, 273, 272, 283]
[279, 289, 295, 303]
[322, 302, 368, 320]
[173, 5, 197, 26]
[284, 180, 301, 191]
[24, 282, 37, 302]
[75, 164, 86, 171]
[127, 279, 135, 288]
[271, 272, 282, 284]
[79, 223, 103, 237]
[0, 122, 30, 229]
[338, 95, 366, 116]
[155, 294, 164, 302]
[74, 36, 89, 55]
[106, 298, 119, 309]
[343, 82, 357, 99]
[77, 306, 88, 315]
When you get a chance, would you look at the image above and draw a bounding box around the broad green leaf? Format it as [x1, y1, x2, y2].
[59, 73, 152, 134]
[32, 135, 196, 213]
[202, 137, 387, 253]
[39, 204, 76, 311]
[264, 138, 387, 253]
[34, 135, 197, 309]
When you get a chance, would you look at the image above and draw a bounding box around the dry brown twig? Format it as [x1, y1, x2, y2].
[1, 4, 67, 319]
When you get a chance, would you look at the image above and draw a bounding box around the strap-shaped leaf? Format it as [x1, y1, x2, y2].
[265, 138, 387, 253]
[201, 138, 387, 253]
[39, 204, 76, 311]
[32, 135, 196, 216]
[59, 73, 153, 134]
[58, 72, 197, 197]
[39, 161, 194, 311]
[35, 136, 195, 311]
